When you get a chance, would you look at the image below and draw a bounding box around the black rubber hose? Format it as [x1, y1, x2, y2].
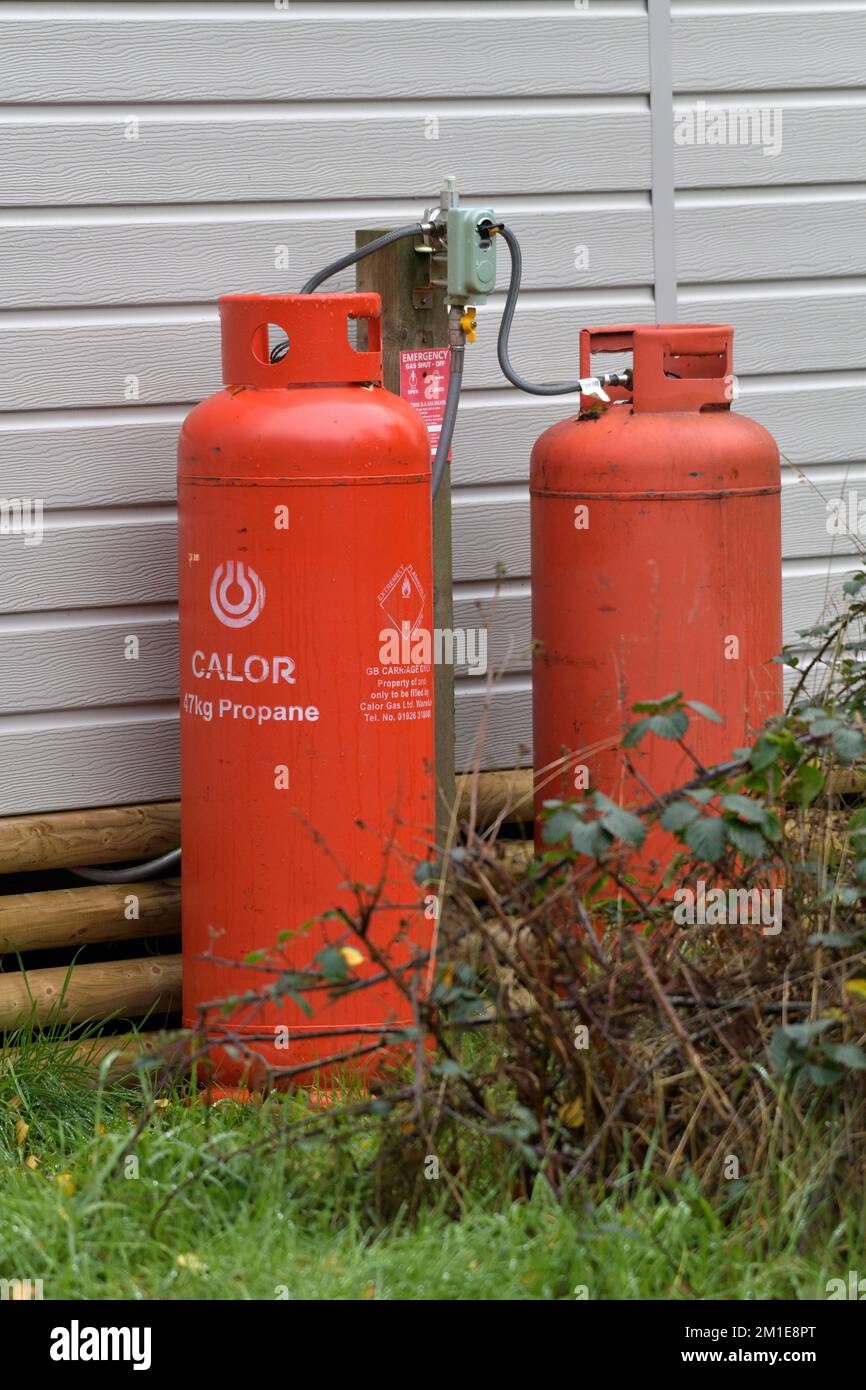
[270, 222, 428, 361]
[70, 849, 182, 884]
[496, 223, 588, 396]
[431, 339, 464, 499]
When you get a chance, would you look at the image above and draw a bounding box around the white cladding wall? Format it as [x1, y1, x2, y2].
[0, 0, 862, 812]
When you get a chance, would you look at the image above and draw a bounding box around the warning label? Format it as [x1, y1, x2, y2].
[399, 348, 451, 461]
[360, 665, 433, 725]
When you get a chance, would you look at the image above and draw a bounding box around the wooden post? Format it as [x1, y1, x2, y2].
[355, 228, 456, 846]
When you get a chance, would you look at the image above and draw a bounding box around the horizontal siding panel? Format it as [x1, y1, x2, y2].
[0, 707, 179, 816]
[0, 395, 559, 507]
[1, 564, 840, 808]
[452, 467, 866, 584]
[454, 586, 532, 677]
[5, 472, 857, 715]
[0, 108, 651, 206]
[0, 679, 534, 811]
[0, 202, 654, 307]
[2, 14, 649, 102]
[673, 10, 866, 91]
[0, 410, 185, 509]
[6, 378, 865, 512]
[452, 567, 858, 681]
[1, 515, 177, 614]
[455, 680, 533, 772]
[0, 292, 656, 411]
[674, 103, 866, 187]
[782, 465, 866, 561]
[4, 286, 863, 414]
[676, 193, 866, 283]
[453, 493, 530, 582]
[784, 562, 857, 646]
[738, 379, 866, 467]
[0, 609, 178, 714]
[681, 285, 866, 374]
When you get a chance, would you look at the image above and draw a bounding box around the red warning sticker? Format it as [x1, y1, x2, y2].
[399, 348, 451, 461]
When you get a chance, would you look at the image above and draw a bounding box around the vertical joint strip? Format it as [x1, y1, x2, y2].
[648, 0, 678, 322]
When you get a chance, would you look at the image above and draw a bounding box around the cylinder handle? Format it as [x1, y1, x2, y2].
[219, 292, 383, 388]
[579, 324, 734, 414]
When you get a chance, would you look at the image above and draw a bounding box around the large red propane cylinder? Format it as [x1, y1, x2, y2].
[178, 292, 435, 1086]
[530, 324, 782, 871]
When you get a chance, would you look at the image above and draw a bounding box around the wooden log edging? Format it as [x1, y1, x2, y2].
[456, 769, 533, 826]
[0, 879, 180, 954]
[0, 954, 181, 1030]
[0, 801, 180, 875]
[0, 776, 534, 878]
[2, 762, 866, 881]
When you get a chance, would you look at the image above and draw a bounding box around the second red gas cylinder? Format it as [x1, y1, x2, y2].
[531, 324, 782, 867]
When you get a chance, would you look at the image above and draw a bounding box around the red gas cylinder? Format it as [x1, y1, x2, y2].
[177, 292, 435, 1086]
[531, 324, 782, 867]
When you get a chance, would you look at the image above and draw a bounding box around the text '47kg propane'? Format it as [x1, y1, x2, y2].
[178, 293, 435, 1087]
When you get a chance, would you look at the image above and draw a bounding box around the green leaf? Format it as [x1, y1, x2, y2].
[542, 807, 578, 845]
[688, 786, 716, 804]
[601, 808, 646, 849]
[685, 699, 723, 725]
[316, 947, 349, 983]
[825, 1043, 866, 1071]
[433, 1058, 470, 1078]
[833, 726, 866, 762]
[809, 716, 841, 736]
[569, 819, 611, 858]
[828, 885, 863, 906]
[648, 709, 689, 740]
[725, 821, 767, 859]
[749, 735, 782, 771]
[806, 931, 864, 948]
[632, 691, 682, 714]
[622, 718, 650, 748]
[769, 1027, 798, 1073]
[243, 948, 267, 965]
[759, 810, 783, 843]
[808, 1063, 843, 1086]
[720, 793, 767, 825]
[790, 763, 825, 808]
[274, 973, 313, 1016]
[784, 1019, 835, 1043]
[684, 815, 728, 864]
[661, 800, 700, 832]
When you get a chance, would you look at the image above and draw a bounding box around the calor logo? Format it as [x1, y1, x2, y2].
[210, 560, 265, 628]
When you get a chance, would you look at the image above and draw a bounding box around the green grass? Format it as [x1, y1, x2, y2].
[0, 1028, 860, 1300]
